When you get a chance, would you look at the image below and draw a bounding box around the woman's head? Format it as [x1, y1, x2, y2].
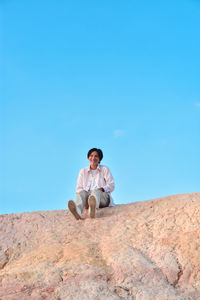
[87, 148, 103, 169]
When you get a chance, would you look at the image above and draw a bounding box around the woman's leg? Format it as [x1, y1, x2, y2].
[68, 190, 88, 220]
[76, 190, 89, 213]
[88, 189, 110, 218]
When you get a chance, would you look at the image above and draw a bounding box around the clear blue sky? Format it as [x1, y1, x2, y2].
[0, 0, 200, 214]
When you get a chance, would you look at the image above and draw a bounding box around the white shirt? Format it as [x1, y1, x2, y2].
[76, 165, 115, 206]
[90, 169, 98, 190]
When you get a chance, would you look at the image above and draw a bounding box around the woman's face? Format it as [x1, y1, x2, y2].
[88, 151, 100, 169]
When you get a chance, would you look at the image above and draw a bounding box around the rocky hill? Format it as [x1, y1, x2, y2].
[0, 192, 200, 300]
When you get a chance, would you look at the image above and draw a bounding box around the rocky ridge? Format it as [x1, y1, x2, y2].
[0, 192, 200, 299]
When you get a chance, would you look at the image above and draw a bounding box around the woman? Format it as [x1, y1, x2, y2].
[68, 148, 115, 220]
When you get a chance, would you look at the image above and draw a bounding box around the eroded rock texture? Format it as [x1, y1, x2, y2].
[0, 192, 200, 299]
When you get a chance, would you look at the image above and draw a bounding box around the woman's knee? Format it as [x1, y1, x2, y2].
[90, 189, 101, 197]
[78, 190, 87, 197]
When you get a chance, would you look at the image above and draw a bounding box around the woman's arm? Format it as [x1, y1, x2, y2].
[101, 166, 115, 193]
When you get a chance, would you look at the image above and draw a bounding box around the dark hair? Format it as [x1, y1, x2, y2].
[87, 148, 103, 163]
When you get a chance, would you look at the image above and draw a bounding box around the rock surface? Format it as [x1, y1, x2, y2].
[0, 192, 200, 300]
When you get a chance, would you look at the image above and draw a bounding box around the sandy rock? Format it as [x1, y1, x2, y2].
[0, 192, 200, 299]
[0, 250, 8, 270]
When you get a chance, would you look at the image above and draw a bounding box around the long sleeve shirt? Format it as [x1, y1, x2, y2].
[76, 165, 115, 206]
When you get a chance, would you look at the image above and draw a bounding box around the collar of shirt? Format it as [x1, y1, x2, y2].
[86, 165, 101, 173]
